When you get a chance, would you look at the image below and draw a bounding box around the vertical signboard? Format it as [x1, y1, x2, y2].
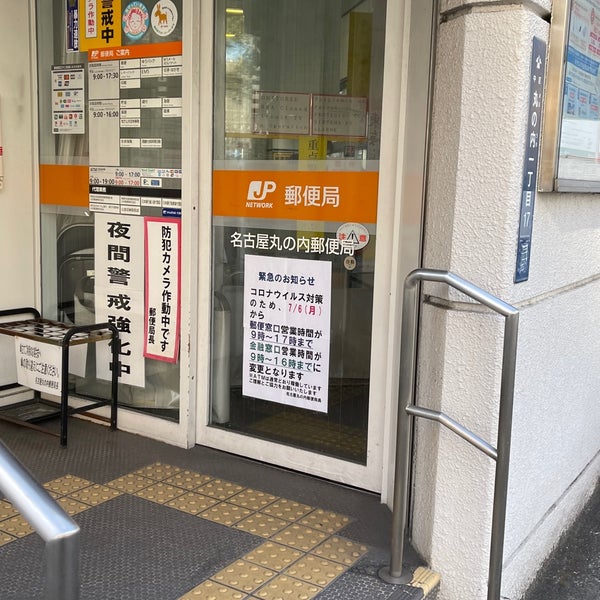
[144, 217, 181, 362]
[515, 37, 546, 283]
[95, 213, 146, 386]
[242, 255, 332, 413]
[67, 0, 80, 52]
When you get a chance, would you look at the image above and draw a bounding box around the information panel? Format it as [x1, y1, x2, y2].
[51, 64, 86, 134]
[88, 42, 182, 216]
[312, 94, 368, 138]
[251, 91, 368, 138]
[242, 255, 332, 413]
[540, 0, 600, 190]
[557, 0, 600, 186]
[253, 92, 311, 136]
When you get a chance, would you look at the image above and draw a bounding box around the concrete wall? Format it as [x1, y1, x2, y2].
[413, 1, 600, 599]
[0, 1, 36, 385]
[0, 0, 36, 310]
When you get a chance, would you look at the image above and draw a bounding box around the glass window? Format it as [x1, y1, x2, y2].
[211, 0, 386, 463]
[36, 0, 184, 421]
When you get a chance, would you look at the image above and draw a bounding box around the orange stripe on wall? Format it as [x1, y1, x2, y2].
[88, 41, 183, 61]
[40, 164, 89, 207]
[213, 170, 379, 224]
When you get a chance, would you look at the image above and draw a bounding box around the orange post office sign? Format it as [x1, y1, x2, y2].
[212, 170, 379, 224]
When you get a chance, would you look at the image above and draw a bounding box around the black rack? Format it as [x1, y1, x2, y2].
[0, 307, 119, 446]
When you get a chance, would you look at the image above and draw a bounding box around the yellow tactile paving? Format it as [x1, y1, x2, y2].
[284, 554, 346, 587]
[166, 492, 219, 515]
[228, 489, 279, 511]
[105, 473, 155, 493]
[270, 523, 329, 552]
[243, 541, 303, 572]
[211, 559, 275, 594]
[234, 512, 288, 538]
[196, 479, 245, 500]
[178, 579, 246, 599]
[0, 500, 19, 521]
[252, 573, 322, 600]
[311, 536, 368, 566]
[69, 484, 122, 506]
[0, 532, 16, 547]
[0, 464, 408, 600]
[57, 496, 92, 516]
[134, 462, 182, 481]
[0, 515, 34, 538]
[163, 470, 214, 490]
[199, 502, 253, 526]
[298, 508, 351, 534]
[43, 475, 93, 496]
[134, 482, 186, 504]
[260, 499, 313, 522]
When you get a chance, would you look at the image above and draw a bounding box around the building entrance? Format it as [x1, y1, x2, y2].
[198, 0, 392, 491]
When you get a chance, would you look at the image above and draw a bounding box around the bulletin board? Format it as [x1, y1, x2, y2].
[539, 0, 600, 191]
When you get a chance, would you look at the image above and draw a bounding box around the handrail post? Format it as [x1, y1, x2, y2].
[379, 271, 421, 584]
[0, 440, 80, 599]
[488, 311, 519, 600]
[46, 533, 80, 599]
[379, 268, 519, 600]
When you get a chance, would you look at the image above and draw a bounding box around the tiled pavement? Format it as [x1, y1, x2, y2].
[0, 417, 439, 599]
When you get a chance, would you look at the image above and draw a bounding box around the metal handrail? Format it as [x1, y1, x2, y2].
[379, 268, 519, 600]
[0, 439, 80, 599]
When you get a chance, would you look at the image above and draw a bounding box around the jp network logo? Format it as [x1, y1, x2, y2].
[247, 181, 276, 201]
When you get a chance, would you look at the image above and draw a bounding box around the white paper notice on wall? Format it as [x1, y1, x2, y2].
[13, 337, 88, 395]
[14, 337, 62, 396]
[95, 213, 146, 388]
[144, 217, 181, 363]
[242, 254, 332, 413]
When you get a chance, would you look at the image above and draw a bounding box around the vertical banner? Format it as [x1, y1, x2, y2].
[242, 255, 332, 413]
[95, 213, 146, 386]
[66, 0, 80, 52]
[144, 217, 181, 362]
[515, 36, 546, 283]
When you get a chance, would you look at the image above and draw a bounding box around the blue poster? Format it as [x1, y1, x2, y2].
[66, 0, 79, 52]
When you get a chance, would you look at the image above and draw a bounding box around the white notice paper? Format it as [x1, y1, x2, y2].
[242, 254, 332, 413]
[95, 213, 146, 387]
[15, 337, 62, 395]
[14, 337, 88, 394]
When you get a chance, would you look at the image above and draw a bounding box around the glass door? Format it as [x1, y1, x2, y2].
[200, 0, 388, 490]
[34, 0, 190, 444]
